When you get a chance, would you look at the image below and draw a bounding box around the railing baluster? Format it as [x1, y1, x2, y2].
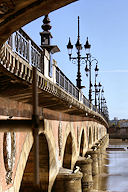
[6, 28, 108, 121]
[7, 28, 42, 70]
[12, 33, 15, 51]
[29, 40, 31, 65]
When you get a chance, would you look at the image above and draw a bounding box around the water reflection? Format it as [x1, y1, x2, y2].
[93, 140, 128, 192]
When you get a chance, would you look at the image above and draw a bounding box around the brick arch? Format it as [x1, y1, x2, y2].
[88, 127, 93, 147]
[12, 122, 57, 192]
[39, 133, 49, 191]
[96, 127, 99, 141]
[39, 132, 57, 192]
[93, 126, 96, 143]
[19, 133, 49, 192]
[99, 126, 102, 140]
[63, 132, 72, 169]
[12, 132, 33, 192]
[79, 128, 87, 157]
[43, 121, 58, 192]
[61, 124, 77, 170]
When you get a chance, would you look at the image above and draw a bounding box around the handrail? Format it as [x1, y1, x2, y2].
[6, 28, 109, 122]
[56, 66, 79, 100]
[83, 95, 90, 108]
[56, 66, 109, 122]
[7, 28, 42, 70]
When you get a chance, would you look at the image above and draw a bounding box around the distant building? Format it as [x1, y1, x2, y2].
[109, 117, 118, 126]
[109, 118, 128, 139]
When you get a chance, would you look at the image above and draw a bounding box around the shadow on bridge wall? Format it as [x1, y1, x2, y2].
[10, 125, 58, 192]
[16, 122, 88, 191]
[79, 129, 85, 157]
[0, 118, 108, 192]
[19, 133, 50, 191]
[63, 133, 72, 169]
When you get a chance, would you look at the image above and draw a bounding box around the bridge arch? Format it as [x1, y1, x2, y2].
[19, 133, 50, 191]
[96, 127, 99, 141]
[12, 124, 57, 192]
[99, 126, 102, 140]
[93, 126, 97, 143]
[79, 128, 86, 157]
[62, 132, 72, 169]
[62, 123, 77, 170]
[88, 127, 93, 147]
[39, 120, 58, 191]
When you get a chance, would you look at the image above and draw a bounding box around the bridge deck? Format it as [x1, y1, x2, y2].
[0, 44, 108, 127]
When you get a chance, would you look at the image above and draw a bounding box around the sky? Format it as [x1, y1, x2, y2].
[23, 0, 128, 120]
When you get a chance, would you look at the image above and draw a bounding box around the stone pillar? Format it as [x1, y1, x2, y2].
[86, 150, 99, 176]
[96, 142, 105, 171]
[95, 135, 109, 174]
[104, 134, 109, 149]
[76, 157, 93, 192]
[52, 168, 83, 192]
[97, 147, 104, 174]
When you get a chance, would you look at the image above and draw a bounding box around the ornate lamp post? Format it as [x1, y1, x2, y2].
[100, 89, 105, 112]
[102, 98, 107, 114]
[67, 16, 91, 89]
[103, 103, 109, 120]
[100, 90, 109, 120]
[94, 63, 99, 106]
[97, 82, 102, 111]
[85, 55, 99, 103]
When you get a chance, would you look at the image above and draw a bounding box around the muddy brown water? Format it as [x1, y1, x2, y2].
[93, 139, 128, 192]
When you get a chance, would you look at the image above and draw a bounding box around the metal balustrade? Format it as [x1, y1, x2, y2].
[55, 66, 109, 122]
[7, 28, 42, 70]
[56, 67, 79, 100]
[6, 28, 108, 122]
[56, 66, 91, 108]
[83, 95, 90, 108]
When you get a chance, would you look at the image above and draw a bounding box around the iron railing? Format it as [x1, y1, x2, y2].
[56, 67, 79, 100]
[6, 28, 108, 122]
[55, 66, 109, 122]
[83, 95, 90, 108]
[7, 28, 42, 70]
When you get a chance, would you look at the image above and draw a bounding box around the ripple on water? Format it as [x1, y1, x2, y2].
[93, 140, 128, 192]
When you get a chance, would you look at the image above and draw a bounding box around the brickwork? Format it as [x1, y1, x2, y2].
[0, 40, 108, 192]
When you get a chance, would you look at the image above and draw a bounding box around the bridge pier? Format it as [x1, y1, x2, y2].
[95, 135, 109, 174]
[52, 168, 83, 192]
[86, 150, 99, 176]
[101, 135, 109, 173]
[76, 157, 93, 192]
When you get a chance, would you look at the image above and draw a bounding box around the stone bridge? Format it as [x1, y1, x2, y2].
[0, 26, 109, 192]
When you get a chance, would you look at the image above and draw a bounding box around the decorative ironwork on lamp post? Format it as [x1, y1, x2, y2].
[102, 98, 109, 120]
[67, 16, 90, 89]
[97, 82, 102, 111]
[85, 54, 99, 104]
[101, 89, 105, 112]
[94, 63, 99, 107]
[98, 86, 109, 120]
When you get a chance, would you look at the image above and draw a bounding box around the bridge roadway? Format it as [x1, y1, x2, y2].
[0, 29, 109, 192]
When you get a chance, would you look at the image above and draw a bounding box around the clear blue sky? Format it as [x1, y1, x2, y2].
[23, 0, 128, 120]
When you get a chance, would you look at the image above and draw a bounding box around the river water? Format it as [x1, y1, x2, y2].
[93, 139, 128, 192]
